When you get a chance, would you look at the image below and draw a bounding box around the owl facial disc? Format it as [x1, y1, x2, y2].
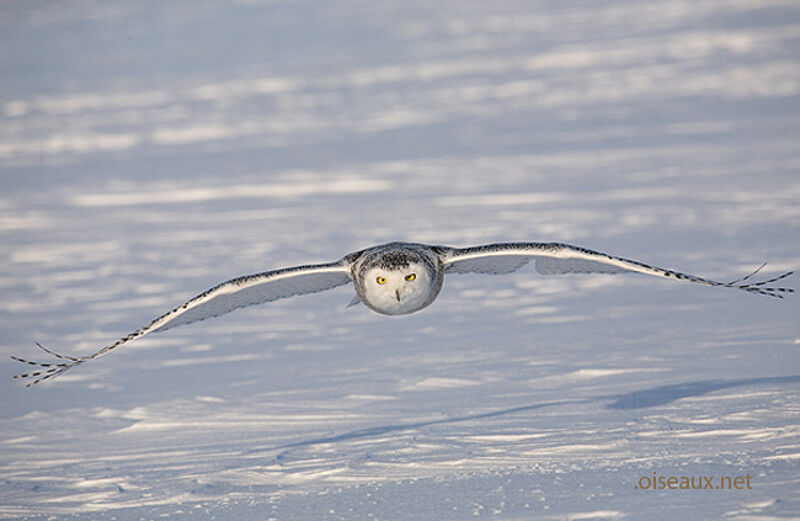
[352, 243, 444, 315]
[359, 263, 434, 314]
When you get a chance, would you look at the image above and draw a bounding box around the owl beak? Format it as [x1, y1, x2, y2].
[395, 289, 401, 302]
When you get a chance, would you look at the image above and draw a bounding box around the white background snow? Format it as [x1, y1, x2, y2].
[1, 1, 799, 519]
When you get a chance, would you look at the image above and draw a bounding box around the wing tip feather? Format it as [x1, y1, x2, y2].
[11, 343, 83, 387]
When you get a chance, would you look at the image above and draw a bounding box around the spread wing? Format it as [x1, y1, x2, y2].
[12, 260, 353, 386]
[441, 242, 793, 296]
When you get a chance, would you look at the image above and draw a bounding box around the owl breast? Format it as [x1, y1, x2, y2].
[351, 243, 444, 315]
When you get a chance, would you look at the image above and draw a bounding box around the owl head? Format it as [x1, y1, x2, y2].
[355, 249, 442, 315]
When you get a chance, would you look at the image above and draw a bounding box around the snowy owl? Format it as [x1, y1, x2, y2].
[13, 241, 793, 386]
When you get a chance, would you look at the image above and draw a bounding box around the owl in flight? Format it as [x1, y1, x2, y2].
[13, 241, 793, 386]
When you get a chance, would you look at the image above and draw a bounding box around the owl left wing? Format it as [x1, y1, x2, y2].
[440, 242, 793, 297]
[12, 260, 353, 386]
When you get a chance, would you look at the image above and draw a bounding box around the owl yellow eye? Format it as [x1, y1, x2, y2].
[376, 276, 386, 284]
[405, 273, 416, 281]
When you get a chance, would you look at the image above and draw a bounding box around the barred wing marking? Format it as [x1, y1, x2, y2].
[442, 254, 532, 274]
[12, 261, 353, 386]
[442, 253, 625, 275]
[442, 242, 793, 296]
[535, 257, 628, 275]
[158, 263, 352, 332]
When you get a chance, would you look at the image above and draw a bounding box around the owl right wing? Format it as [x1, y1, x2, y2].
[440, 242, 793, 297]
[12, 260, 353, 386]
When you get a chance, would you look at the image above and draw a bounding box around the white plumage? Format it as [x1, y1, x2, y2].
[12, 241, 793, 386]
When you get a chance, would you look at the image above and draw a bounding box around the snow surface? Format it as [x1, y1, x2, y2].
[1, 0, 799, 519]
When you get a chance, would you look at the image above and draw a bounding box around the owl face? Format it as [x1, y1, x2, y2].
[359, 261, 436, 315]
